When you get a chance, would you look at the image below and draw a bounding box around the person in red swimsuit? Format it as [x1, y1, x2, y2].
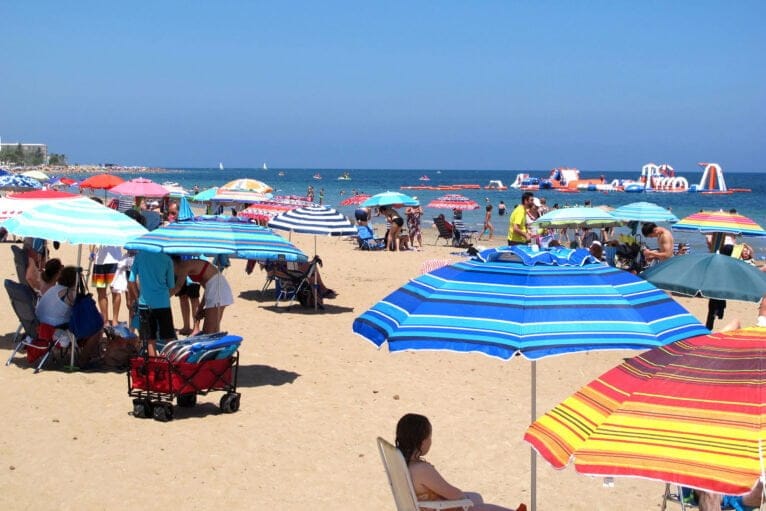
[170, 257, 234, 334]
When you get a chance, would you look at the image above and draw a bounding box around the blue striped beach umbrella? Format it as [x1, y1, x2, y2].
[612, 201, 679, 223]
[268, 205, 357, 237]
[353, 245, 708, 511]
[0, 174, 43, 192]
[124, 216, 308, 262]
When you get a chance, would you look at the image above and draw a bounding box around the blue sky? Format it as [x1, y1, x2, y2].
[2, 1, 764, 171]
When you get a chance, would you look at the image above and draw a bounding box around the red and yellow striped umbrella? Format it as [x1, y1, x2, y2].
[672, 211, 766, 236]
[525, 327, 766, 495]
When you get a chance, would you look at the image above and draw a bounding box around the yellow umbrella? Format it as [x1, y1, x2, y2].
[220, 178, 273, 194]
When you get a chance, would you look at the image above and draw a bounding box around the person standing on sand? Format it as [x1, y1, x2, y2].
[128, 250, 176, 357]
[641, 222, 674, 263]
[508, 192, 534, 245]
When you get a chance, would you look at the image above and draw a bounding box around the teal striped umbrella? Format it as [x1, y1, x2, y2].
[124, 216, 308, 262]
[612, 201, 679, 223]
[353, 245, 707, 511]
[1, 196, 147, 246]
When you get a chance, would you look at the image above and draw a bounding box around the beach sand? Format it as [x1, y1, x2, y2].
[0, 232, 758, 511]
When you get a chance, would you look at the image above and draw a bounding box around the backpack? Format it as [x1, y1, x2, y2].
[70, 293, 103, 339]
[69, 273, 103, 339]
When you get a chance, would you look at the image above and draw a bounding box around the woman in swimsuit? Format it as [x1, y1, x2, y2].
[396, 414, 526, 511]
[380, 206, 405, 251]
[170, 257, 234, 335]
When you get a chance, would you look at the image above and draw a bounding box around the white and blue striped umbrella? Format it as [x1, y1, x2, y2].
[353, 246, 707, 360]
[0, 174, 43, 192]
[268, 205, 357, 237]
[1, 196, 147, 246]
[124, 216, 308, 262]
[612, 201, 679, 223]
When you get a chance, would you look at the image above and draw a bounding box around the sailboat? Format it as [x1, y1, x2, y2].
[219, 162, 224, 171]
[262, 163, 268, 171]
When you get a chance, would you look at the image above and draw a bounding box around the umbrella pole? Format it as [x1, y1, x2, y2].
[531, 360, 537, 511]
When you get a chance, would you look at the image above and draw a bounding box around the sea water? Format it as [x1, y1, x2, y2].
[71, 167, 766, 256]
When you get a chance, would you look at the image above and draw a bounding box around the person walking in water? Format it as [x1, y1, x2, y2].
[479, 204, 494, 241]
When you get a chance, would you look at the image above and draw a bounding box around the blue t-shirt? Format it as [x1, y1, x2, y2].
[129, 251, 175, 309]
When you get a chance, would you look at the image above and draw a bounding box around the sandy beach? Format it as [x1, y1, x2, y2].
[0, 232, 759, 511]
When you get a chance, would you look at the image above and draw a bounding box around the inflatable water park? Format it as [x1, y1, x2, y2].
[397, 162, 749, 194]
[508, 162, 750, 194]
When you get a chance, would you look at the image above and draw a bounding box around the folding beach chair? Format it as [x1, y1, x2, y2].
[356, 225, 386, 250]
[432, 216, 454, 245]
[4, 279, 75, 372]
[10, 245, 31, 289]
[376, 437, 473, 511]
[452, 220, 478, 248]
[274, 255, 323, 309]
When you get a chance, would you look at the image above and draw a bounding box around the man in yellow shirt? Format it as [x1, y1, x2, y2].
[508, 192, 535, 245]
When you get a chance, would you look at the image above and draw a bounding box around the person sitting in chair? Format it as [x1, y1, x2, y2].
[36, 266, 103, 362]
[396, 413, 526, 511]
[272, 256, 337, 308]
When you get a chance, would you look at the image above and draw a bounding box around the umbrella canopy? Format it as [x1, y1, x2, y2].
[219, 178, 273, 194]
[354, 246, 707, 360]
[109, 177, 170, 198]
[427, 194, 480, 210]
[353, 245, 708, 511]
[124, 217, 308, 262]
[673, 210, 766, 237]
[1, 196, 148, 246]
[78, 173, 125, 190]
[532, 207, 622, 229]
[0, 190, 81, 222]
[340, 194, 371, 207]
[611, 201, 679, 223]
[525, 327, 766, 496]
[191, 186, 218, 202]
[211, 189, 273, 203]
[268, 205, 357, 237]
[20, 170, 51, 181]
[177, 196, 194, 221]
[642, 253, 766, 302]
[361, 191, 418, 208]
[0, 174, 42, 192]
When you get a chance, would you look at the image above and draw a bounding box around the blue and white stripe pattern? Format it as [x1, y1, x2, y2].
[612, 201, 679, 223]
[1, 196, 148, 246]
[268, 205, 357, 236]
[0, 174, 42, 191]
[124, 217, 308, 262]
[353, 246, 708, 360]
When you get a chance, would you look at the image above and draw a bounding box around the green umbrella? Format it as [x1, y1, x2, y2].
[641, 253, 766, 328]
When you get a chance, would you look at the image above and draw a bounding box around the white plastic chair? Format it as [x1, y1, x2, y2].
[376, 437, 473, 511]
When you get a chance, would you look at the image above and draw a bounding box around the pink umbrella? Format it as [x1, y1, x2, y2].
[427, 194, 479, 210]
[109, 177, 170, 198]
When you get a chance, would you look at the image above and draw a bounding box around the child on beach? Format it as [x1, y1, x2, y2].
[396, 413, 526, 511]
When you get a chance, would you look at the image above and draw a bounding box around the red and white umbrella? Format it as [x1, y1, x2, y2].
[340, 194, 371, 206]
[0, 190, 81, 222]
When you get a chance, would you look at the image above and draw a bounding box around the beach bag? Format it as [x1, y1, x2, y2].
[69, 273, 103, 339]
